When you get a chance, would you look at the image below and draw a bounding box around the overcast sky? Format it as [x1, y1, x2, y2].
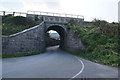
[0, 0, 119, 22]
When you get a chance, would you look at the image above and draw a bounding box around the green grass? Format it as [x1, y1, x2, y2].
[2, 14, 42, 35]
[67, 19, 119, 67]
[2, 52, 44, 58]
[70, 51, 119, 67]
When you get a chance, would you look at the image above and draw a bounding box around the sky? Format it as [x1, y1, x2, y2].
[0, 0, 119, 22]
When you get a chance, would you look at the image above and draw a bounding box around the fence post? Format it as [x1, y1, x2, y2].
[13, 12, 15, 16]
[3, 11, 5, 16]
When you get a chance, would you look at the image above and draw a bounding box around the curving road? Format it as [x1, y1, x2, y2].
[2, 46, 118, 78]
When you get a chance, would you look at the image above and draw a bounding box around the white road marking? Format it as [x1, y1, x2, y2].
[70, 56, 84, 79]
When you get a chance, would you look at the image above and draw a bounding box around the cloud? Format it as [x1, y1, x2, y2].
[20, 0, 61, 12]
[0, 6, 8, 11]
[0, 0, 118, 22]
[0, 0, 60, 12]
[0, 0, 25, 12]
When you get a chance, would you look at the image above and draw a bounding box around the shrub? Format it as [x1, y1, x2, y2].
[67, 19, 119, 67]
[2, 14, 42, 35]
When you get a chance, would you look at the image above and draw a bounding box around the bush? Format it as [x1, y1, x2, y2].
[92, 19, 118, 36]
[67, 19, 119, 67]
[2, 14, 42, 35]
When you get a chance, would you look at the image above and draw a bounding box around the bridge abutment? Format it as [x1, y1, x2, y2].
[2, 22, 46, 54]
[64, 28, 85, 52]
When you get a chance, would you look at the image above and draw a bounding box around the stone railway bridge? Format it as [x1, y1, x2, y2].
[2, 11, 86, 54]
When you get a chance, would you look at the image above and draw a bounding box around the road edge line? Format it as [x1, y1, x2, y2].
[71, 56, 84, 79]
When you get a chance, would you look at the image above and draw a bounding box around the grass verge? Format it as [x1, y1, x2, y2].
[2, 52, 44, 58]
[69, 51, 119, 67]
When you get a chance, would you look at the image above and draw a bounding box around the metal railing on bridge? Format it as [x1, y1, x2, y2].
[0, 11, 84, 19]
[27, 11, 84, 19]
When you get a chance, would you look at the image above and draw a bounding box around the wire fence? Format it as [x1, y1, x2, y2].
[0, 11, 27, 17]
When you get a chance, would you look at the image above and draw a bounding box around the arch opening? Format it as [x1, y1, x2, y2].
[45, 25, 66, 49]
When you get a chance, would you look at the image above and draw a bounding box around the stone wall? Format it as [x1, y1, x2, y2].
[43, 15, 84, 25]
[64, 28, 86, 52]
[2, 22, 46, 54]
[27, 14, 84, 25]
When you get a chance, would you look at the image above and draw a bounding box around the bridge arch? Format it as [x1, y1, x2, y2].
[45, 25, 67, 49]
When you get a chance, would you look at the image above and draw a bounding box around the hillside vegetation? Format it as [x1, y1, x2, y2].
[2, 14, 41, 35]
[2, 15, 119, 67]
[67, 19, 119, 67]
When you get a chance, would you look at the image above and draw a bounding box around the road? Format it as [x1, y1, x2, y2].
[2, 46, 118, 78]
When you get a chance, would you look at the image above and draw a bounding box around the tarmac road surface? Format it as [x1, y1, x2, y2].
[2, 46, 118, 78]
